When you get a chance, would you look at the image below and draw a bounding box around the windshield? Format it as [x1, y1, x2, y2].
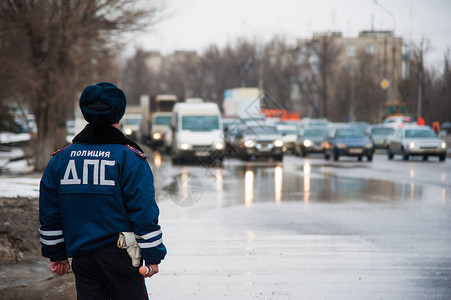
[308, 121, 328, 127]
[154, 116, 172, 125]
[335, 128, 365, 138]
[123, 118, 141, 125]
[279, 129, 298, 135]
[405, 129, 436, 138]
[371, 127, 394, 135]
[303, 128, 328, 137]
[245, 126, 278, 135]
[182, 116, 219, 131]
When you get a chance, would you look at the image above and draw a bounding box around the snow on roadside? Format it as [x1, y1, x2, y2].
[0, 177, 40, 198]
[0, 132, 30, 144]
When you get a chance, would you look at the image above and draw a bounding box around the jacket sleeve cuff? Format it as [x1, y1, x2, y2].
[145, 258, 161, 265]
[50, 255, 68, 262]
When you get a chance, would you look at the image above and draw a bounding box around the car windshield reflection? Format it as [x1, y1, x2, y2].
[335, 129, 365, 138]
[304, 129, 328, 137]
[371, 128, 394, 135]
[245, 126, 279, 135]
[405, 129, 437, 138]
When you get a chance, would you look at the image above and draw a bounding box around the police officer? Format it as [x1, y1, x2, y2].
[39, 82, 166, 299]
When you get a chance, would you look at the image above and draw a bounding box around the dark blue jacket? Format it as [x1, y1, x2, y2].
[39, 125, 166, 264]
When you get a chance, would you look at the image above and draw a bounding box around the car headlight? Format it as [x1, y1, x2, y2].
[303, 139, 313, 147]
[180, 143, 191, 150]
[215, 142, 224, 150]
[124, 128, 132, 135]
[152, 132, 162, 140]
[244, 139, 256, 148]
[273, 140, 284, 147]
[364, 143, 373, 149]
[337, 143, 347, 149]
[409, 142, 415, 149]
[441, 142, 447, 149]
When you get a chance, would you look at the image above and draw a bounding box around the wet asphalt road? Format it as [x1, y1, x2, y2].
[149, 151, 451, 299]
[1, 151, 450, 299]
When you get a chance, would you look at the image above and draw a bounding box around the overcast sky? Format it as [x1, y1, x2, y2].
[127, 0, 451, 69]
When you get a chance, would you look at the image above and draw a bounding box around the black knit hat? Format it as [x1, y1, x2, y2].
[79, 82, 126, 125]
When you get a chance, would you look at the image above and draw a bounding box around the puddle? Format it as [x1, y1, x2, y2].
[220, 164, 425, 207]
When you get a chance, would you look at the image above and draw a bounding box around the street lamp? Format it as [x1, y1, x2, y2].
[373, 0, 397, 104]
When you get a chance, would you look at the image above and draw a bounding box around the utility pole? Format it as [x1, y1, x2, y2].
[373, 0, 397, 104]
[257, 43, 265, 95]
[416, 48, 424, 117]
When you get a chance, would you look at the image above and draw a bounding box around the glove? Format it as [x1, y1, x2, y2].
[117, 232, 141, 267]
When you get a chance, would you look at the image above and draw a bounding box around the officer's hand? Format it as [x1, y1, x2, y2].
[50, 260, 71, 275]
[144, 264, 159, 278]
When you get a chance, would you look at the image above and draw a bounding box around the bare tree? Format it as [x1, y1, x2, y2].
[263, 36, 298, 110]
[410, 38, 431, 119]
[122, 48, 157, 104]
[419, 48, 451, 124]
[398, 38, 434, 121]
[295, 44, 321, 118]
[199, 39, 258, 106]
[163, 51, 203, 100]
[314, 36, 342, 118]
[0, 0, 160, 170]
[331, 66, 352, 121]
[353, 50, 386, 122]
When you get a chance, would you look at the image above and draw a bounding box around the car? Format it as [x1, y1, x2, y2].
[323, 127, 374, 161]
[368, 125, 395, 149]
[121, 114, 142, 141]
[235, 124, 284, 161]
[387, 125, 447, 162]
[276, 124, 300, 155]
[223, 117, 245, 158]
[348, 122, 371, 136]
[299, 127, 328, 157]
[382, 116, 416, 128]
[300, 118, 329, 128]
[149, 112, 173, 151]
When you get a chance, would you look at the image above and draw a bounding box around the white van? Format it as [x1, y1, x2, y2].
[171, 102, 224, 164]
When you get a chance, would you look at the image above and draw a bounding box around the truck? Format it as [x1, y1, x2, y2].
[121, 113, 143, 141]
[150, 112, 173, 152]
[222, 87, 261, 119]
[148, 94, 179, 149]
[384, 101, 408, 118]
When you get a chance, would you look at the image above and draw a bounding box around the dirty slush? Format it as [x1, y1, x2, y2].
[0, 197, 76, 299]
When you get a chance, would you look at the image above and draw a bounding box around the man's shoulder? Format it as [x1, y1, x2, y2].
[125, 145, 148, 159]
[51, 143, 74, 157]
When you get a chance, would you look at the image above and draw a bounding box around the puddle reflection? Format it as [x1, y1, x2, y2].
[216, 168, 223, 208]
[153, 151, 162, 168]
[274, 166, 283, 203]
[244, 169, 254, 207]
[222, 164, 428, 207]
[303, 162, 311, 204]
[410, 183, 416, 200]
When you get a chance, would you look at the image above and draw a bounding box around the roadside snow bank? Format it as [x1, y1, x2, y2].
[0, 177, 40, 198]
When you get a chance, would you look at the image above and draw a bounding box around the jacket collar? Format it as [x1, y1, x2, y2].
[72, 124, 144, 153]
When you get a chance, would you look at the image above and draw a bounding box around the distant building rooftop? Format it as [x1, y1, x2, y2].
[358, 30, 393, 38]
